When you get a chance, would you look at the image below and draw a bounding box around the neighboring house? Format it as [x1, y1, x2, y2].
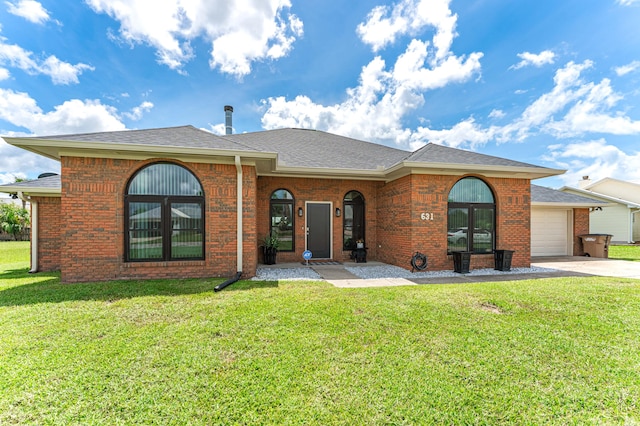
[1, 118, 584, 283]
[561, 177, 640, 244]
[530, 185, 607, 256]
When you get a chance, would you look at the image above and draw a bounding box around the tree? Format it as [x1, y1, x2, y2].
[0, 203, 30, 241]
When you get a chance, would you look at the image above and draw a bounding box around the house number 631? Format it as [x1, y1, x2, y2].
[420, 213, 434, 220]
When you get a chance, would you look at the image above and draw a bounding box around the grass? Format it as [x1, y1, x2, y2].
[1, 241, 640, 424]
[610, 244, 640, 262]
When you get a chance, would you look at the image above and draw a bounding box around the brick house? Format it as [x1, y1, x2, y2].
[1, 123, 578, 283]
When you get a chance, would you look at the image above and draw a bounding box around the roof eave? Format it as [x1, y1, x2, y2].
[390, 161, 565, 180]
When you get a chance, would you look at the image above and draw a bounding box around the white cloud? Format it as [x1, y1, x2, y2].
[0, 89, 148, 177]
[5, 0, 50, 25]
[122, 101, 154, 121]
[615, 60, 640, 76]
[544, 139, 640, 185]
[410, 117, 495, 150]
[85, 0, 303, 76]
[510, 50, 555, 70]
[357, 0, 458, 62]
[261, 0, 481, 148]
[0, 67, 9, 80]
[0, 35, 93, 84]
[616, 0, 640, 5]
[488, 109, 505, 119]
[0, 88, 127, 135]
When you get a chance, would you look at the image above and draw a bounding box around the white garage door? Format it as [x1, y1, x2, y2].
[531, 208, 570, 256]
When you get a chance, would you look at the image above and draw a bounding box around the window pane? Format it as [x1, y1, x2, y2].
[343, 191, 365, 250]
[171, 203, 203, 259]
[473, 208, 494, 253]
[271, 189, 293, 200]
[447, 207, 469, 252]
[270, 201, 293, 251]
[128, 163, 203, 196]
[129, 202, 163, 260]
[449, 177, 494, 203]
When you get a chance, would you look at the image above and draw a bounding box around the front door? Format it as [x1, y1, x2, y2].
[306, 202, 331, 259]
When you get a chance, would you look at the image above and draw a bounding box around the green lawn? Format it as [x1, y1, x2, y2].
[1, 241, 640, 424]
[610, 244, 640, 261]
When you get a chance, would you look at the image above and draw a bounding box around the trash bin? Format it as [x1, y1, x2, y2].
[494, 249, 515, 271]
[453, 251, 472, 274]
[578, 234, 613, 258]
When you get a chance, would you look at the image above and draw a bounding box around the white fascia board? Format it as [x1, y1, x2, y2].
[561, 186, 640, 208]
[392, 161, 565, 180]
[0, 186, 60, 196]
[7, 137, 275, 163]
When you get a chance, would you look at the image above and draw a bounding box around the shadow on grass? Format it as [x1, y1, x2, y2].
[0, 269, 279, 307]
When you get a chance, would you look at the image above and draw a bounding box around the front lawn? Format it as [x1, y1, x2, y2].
[1, 241, 639, 424]
[610, 244, 640, 261]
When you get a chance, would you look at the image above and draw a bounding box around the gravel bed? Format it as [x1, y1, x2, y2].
[251, 266, 322, 281]
[251, 264, 558, 281]
[345, 265, 558, 279]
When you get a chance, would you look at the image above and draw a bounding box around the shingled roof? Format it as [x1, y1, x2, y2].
[531, 184, 607, 206]
[224, 128, 408, 170]
[1, 125, 564, 182]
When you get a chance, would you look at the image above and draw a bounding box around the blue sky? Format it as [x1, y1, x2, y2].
[1, 0, 639, 188]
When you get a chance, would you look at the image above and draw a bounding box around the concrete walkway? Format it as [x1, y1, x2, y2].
[260, 257, 640, 288]
[308, 263, 417, 288]
[531, 256, 640, 280]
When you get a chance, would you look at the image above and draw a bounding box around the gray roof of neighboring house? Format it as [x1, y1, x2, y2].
[224, 128, 409, 169]
[531, 184, 607, 205]
[0, 175, 61, 192]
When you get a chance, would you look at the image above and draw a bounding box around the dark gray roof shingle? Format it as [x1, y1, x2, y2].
[224, 128, 409, 169]
[531, 184, 606, 204]
[34, 125, 259, 152]
[406, 143, 543, 168]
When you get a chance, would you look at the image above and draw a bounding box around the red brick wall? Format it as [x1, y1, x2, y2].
[49, 155, 536, 281]
[376, 175, 413, 268]
[377, 174, 531, 271]
[573, 208, 589, 255]
[31, 196, 61, 272]
[59, 157, 256, 283]
[256, 176, 382, 263]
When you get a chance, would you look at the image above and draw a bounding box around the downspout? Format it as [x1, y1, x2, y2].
[18, 192, 38, 273]
[214, 155, 243, 292]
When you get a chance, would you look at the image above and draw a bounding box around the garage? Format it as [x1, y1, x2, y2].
[531, 208, 571, 256]
[530, 185, 606, 257]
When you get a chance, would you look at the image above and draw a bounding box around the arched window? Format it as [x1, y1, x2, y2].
[125, 163, 204, 261]
[447, 177, 495, 253]
[270, 189, 294, 251]
[343, 190, 365, 250]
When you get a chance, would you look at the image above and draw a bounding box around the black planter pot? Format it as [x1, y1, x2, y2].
[452, 251, 472, 274]
[494, 250, 515, 271]
[263, 246, 278, 265]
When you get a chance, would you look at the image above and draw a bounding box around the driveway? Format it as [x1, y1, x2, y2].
[532, 256, 640, 280]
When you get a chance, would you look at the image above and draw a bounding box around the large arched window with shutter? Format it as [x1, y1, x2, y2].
[447, 177, 495, 254]
[125, 163, 204, 261]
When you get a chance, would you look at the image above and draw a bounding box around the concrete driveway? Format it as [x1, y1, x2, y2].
[532, 256, 640, 280]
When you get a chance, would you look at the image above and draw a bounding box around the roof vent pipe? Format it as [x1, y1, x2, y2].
[224, 105, 233, 135]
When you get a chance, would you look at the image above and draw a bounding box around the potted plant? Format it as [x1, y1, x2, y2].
[262, 234, 280, 265]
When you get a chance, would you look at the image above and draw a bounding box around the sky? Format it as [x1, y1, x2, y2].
[1, 0, 640, 189]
